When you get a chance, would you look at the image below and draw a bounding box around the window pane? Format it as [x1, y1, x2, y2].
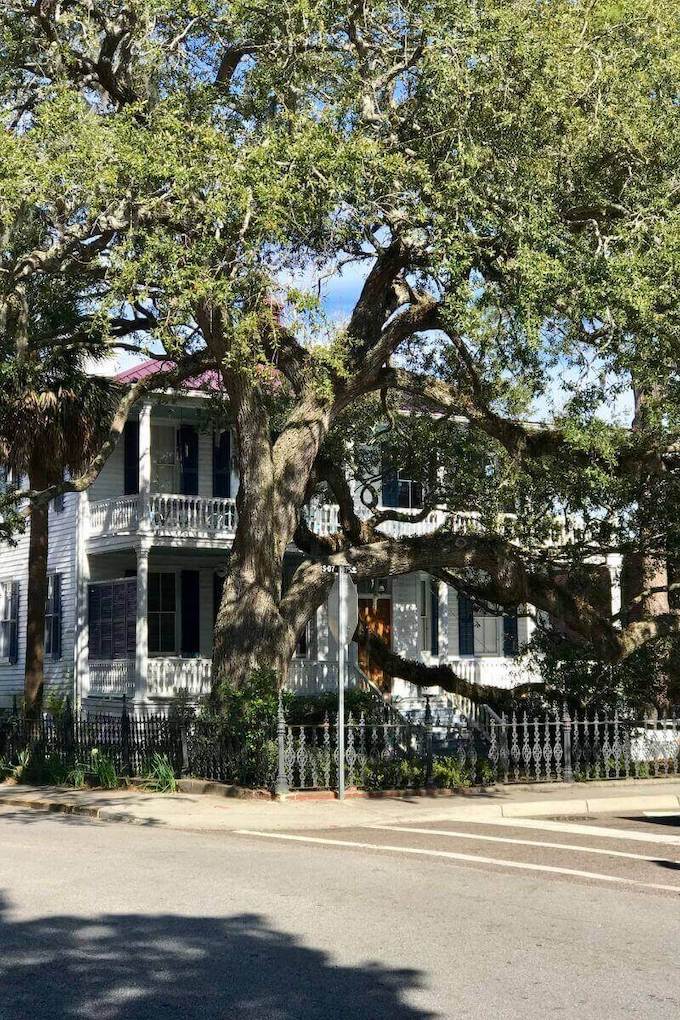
[161, 573, 175, 611]
[160, 613, 175, 652]
[0, 622, 7, 659]
[148, 614, 160, 654]
[148, 574, 160, 612]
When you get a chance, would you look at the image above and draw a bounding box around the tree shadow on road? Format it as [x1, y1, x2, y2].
[0, 894, 437, 1020]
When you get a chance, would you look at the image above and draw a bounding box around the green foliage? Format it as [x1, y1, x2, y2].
[142, 753, 177, 793]
[87, 749, 118, 790]
[285, 688, 380, 726]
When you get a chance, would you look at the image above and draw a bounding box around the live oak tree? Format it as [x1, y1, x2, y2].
[1, 1, 679, 708]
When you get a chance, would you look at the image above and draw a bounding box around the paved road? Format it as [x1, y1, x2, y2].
[0, 806, 678, 1019]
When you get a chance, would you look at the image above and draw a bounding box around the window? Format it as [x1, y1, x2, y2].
[382, 468, 423, 509]
[151, 424, 178, 492]
[473, 611, 502, 655]
[148, 573, 176, 655]
[124, 420, 140, 495]
[212, 430, 231, 497]
[430, 579, 440, 656]
[44, 574, 62, 660]
[419, 578, 430, 652]
[295, 620, 311, 658]
[0, 581, 19, 663]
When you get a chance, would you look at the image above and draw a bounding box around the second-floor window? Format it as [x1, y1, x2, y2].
[381, 468, 424, 509]
[151, 424, 199, 495]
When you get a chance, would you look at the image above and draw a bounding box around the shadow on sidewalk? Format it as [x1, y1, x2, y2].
[0, 893, 436, 1019]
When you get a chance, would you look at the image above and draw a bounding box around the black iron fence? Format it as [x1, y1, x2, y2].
[489, 709, 680, 783]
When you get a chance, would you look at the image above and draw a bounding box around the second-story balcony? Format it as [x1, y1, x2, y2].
[89, 493, 238, 541]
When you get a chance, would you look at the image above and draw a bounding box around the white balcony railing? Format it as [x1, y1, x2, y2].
[89, 494, 576, 548]
[88, 660, 136, 698]
[147, 657, 212, 698]
[88, 494, 237, 540]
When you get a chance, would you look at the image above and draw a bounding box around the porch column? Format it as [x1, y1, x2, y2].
[607, 552, 623, 628]
[138, 400, 152, 526]
[74, 493, 90, 708]
[438, 581, 449, 661]
[135, 539, 151, 704]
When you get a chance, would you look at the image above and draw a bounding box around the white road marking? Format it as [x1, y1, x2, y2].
[236, 830, 680, 893]
[643, 810, 680, 818]
[456, 816, 680, 846]
[370, 825, 680, 865]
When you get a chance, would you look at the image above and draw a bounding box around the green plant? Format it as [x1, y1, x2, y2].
[88, 749, 118, 789]
[66, 762, 87, 788]
[142, 753, 177, 793]
[44, 690, 69, 719]
[12, 748, 31, 783]
[431, 756, 474, 790]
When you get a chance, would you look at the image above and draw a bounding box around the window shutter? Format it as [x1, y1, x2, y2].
[430, 580, 439, 657]
[503, 613, 519, 657]
[181, 570, 200, 657]
[123, 420, 140, 495]
[88, 584, 101, 660]
[126, 579, 137, 658]
[178, 424, 199, 495]
[458, 592, 474, 656]
[212, 430, 231, 497]
[51, 574, 62, 660]
[8, 581, 19, 664]
[213, 572, 224, 627]
[53, 491, 65, 513]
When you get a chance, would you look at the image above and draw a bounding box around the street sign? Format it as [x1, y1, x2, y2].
[328, 569, 359, 645]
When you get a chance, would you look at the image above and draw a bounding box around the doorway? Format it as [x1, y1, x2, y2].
[358, 597, 392, 689]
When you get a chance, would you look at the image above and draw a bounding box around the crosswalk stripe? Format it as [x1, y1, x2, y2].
[457, 817, 680, 846]
[235, 830, 680, 893]
[369, 825, 680, 864]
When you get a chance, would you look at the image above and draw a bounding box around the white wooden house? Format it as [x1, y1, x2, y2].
[0, 361, 566, 714]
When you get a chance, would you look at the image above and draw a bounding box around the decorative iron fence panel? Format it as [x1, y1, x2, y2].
[489, 710, 680, 783]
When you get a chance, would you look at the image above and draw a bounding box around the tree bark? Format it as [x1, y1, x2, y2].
[24, 465, 49, 717]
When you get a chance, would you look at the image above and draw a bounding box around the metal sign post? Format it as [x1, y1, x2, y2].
[337, 565, 348, 800]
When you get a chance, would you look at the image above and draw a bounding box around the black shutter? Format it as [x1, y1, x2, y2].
[53, 491, 65, 513]
[181, 570, 200, 656]
[88, 584, 101, 660]
[212, 430, 231, 497]
[430, 580, 439, 657]
[112, 582, 128, 659]
[458, 592, 474, 655]
[178, 425, 199, 495]
[8, 581, 19, 665]
[51, 574, 62, 660]
[213, 571, 224, 626]
[503, 613, 519, 657]
[126, 579, 137, 658]
[123, 420, 140, 495]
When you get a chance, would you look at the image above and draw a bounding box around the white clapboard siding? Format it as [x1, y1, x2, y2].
[0, 494, 78, 705]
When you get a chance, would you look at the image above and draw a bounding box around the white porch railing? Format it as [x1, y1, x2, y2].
[88, 660, 136, 698]
[147, 657, 212, 697]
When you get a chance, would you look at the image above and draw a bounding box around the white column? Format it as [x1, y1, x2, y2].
[438, 581, 449, 661]
[74, 493, 90, 708]
[135, 539, 151, 704]
[607, 553, 623, 627]
[138, 401, 152, 527]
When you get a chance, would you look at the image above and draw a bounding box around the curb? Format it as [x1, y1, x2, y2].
[0, 788, 678, 827]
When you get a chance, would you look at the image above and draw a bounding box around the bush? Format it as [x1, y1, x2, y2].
[88, 749, 118, 789]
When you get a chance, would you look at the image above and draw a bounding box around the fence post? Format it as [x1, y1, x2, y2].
[562, 704, 573, 783]
[274, 689, 289, 798]
[121, 696, 131, 776]
[424, 694, 434, 788]
[63, 696, 74, 763]
[499, 713, 509, 783]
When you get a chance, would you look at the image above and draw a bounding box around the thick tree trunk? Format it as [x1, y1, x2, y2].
[25, 468, 49, 718]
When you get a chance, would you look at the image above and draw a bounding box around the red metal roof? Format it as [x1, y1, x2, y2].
[115, 359, 222, 391]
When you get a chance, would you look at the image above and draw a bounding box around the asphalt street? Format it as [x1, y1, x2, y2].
[0, 805, 678, 1019]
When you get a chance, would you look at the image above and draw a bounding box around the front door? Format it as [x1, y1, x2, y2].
[358, 597, 392, 689]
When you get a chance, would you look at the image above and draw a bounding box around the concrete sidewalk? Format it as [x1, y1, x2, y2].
[1, 778, 679, 831]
